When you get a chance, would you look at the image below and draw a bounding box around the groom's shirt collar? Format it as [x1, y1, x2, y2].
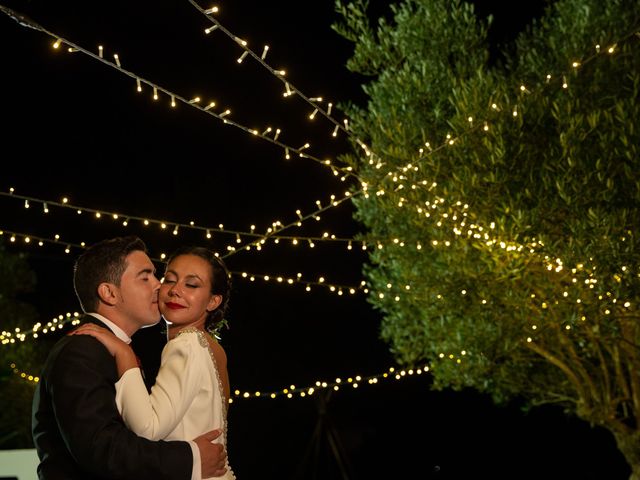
[86, 313, 132, 344]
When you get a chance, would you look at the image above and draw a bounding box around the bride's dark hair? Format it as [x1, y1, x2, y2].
[165, 246, 231, 335]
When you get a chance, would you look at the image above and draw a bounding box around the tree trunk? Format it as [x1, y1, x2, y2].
[612, 430, 640, 480]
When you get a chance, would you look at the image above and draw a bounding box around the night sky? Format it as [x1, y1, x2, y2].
[0, 0, 630, 478]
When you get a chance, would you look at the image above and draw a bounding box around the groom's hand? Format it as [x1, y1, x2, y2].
[194, 429, 227, 478]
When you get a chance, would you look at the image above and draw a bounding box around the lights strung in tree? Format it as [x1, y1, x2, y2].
[402, 31, 635, 171]
[351, 30, 639, 324]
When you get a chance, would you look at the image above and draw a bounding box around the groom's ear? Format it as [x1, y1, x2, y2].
[97, 282, 118, 306]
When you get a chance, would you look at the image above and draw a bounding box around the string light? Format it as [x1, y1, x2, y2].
[237, 51, 249, 64]
[9, 19, 360, 178]
[10, 353, 431, 400]
[0, 227, 371, 295]
[187, 1, 357, 149]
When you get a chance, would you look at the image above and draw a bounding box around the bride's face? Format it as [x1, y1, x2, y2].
[159, 254, 220, 329]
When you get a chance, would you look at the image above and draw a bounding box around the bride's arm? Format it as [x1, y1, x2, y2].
[116, 333, 202, 440]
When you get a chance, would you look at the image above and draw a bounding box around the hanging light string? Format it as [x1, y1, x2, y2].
[4, 186, 460, 261]
[0, 5, 360, 182]
[0, 228, 369, 296]
[187, 0, 353, 142]
[230, 364, 432, 400]
[10, 356, 430, 400]
[0, 189, 362, 249]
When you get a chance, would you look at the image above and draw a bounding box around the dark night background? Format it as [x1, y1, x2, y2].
[0, 0, 630, 478]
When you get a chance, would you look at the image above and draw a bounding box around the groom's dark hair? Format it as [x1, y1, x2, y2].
[74, 236, 147, 312]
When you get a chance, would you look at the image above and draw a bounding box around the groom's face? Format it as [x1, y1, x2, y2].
[116, 250, 162, 329]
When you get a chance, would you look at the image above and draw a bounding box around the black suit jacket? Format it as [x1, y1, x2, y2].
[31, 315, 193, 480]
[130, 320, 167, 392]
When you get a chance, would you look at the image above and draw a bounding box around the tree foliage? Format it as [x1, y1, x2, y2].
[334, 0, 640, 475]
[0, 240, 41, 448]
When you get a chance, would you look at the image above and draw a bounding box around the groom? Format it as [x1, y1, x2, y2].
[32, 236, 227, 479]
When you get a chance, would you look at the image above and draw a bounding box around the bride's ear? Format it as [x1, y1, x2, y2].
[97, 282, 118, 306]
[206, 294, 222, 312]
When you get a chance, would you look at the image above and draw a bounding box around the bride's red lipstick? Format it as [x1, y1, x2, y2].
[165, 302, 186, 310]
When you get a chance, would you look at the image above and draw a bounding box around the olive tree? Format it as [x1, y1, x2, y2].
[334, 0, 640, 475]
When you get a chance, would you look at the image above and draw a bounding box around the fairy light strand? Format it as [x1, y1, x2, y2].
[0, 228, 370, 295]
[0, 5, 359, 181]
[0, 189, 362, 249]
[9, 352, 431, 401]
[187, 0, 354, 142]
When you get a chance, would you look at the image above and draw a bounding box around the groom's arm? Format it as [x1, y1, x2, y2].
[49, 335, 194, 480]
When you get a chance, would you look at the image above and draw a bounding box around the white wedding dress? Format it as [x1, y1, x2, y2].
[116, 328, 235, 479]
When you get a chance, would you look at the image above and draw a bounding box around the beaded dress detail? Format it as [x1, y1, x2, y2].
[176, 327, 235, 480]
